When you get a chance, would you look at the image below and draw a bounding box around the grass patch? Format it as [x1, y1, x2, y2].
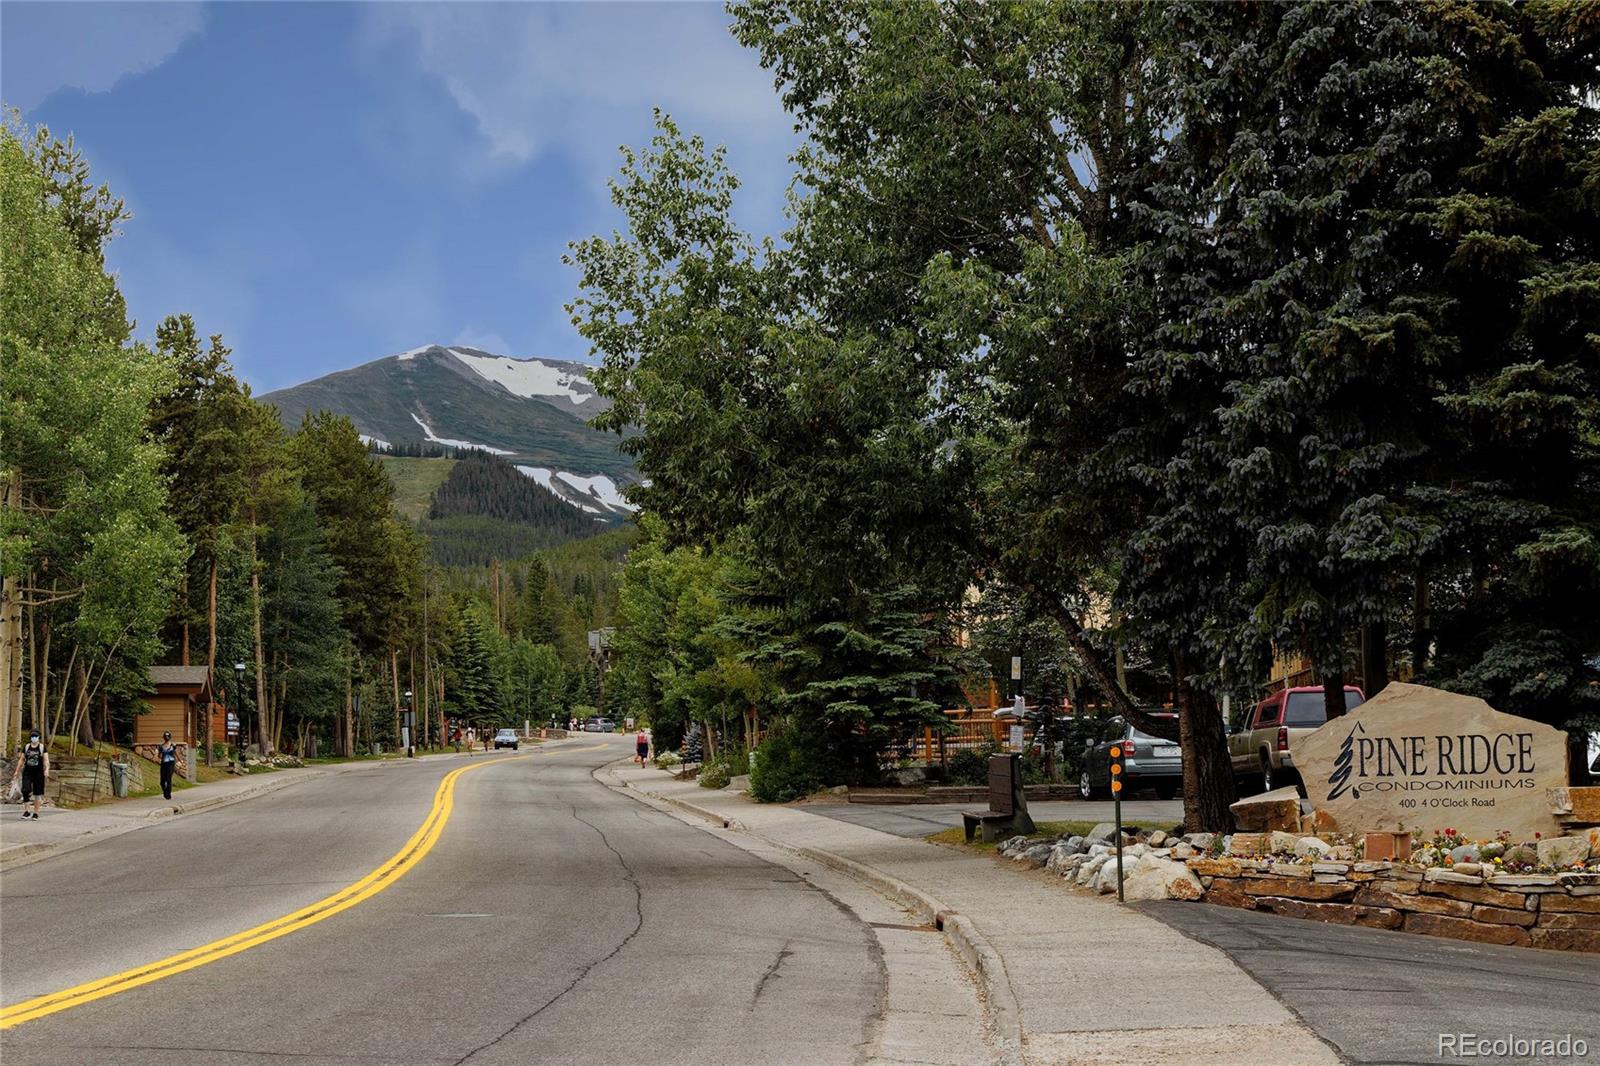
[927, 819, 1173, 850]
[379, 455, 457, 522]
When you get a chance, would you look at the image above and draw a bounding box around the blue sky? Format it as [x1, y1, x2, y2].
[1, 2, 795, 393]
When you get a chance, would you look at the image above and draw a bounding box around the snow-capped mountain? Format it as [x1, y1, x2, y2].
[262, 344, 638, 517]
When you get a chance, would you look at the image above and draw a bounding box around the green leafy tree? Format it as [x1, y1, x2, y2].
[0, 121, 184, 751]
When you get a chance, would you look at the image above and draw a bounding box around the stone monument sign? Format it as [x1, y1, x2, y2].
[1294, 683, 1568, 840]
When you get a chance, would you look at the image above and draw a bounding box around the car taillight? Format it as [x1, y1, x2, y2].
[1123, 740, 1137, 757]
[1276, 727, 1289, 752]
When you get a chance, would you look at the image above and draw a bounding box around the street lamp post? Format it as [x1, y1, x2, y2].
[403, 689, 414, 758]
[233, 661, 247, 773]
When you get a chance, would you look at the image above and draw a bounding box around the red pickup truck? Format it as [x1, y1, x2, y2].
[1228, 685, 1365, 794]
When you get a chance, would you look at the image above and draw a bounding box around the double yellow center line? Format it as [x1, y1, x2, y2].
[2, 755, 524, 1029]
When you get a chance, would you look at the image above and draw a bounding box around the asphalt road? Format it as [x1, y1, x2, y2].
[1142, 901, 1600, 1066]
[0, 738, 880, 1066]
[802, 797, 1186, 838]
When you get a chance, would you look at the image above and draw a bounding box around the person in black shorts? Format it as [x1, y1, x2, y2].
[635, 730, 650, 767]
[158, 731, 179, 800]
[20, 731, 48, 818]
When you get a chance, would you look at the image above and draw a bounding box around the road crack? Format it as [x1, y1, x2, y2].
[750, 937, 795, 1009]
[449, 803, 644, 1065]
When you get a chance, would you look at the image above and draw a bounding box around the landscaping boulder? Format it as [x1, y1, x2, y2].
[1549, 786, 1600, 824]
[1503, 844, 1539, 867]
[1085, 822, 1118, 844]
[1147, 830, 1169, 847]
[1230, 832, 1269, 856]
[1183, 832, 1216, 850]
[1269, 831, 1301, 855]
[1538, 835, 1593, 868]
[1295, 836, 1332, 859]
[1076, 855, 1109, 887]
[1022, 843, 1054, 868]
[1230, 787, 1303, 832]
[1122, 854, 1205, 902]
[998, 835, 1029, 855]
[1449, 844, 1481, 864]
[1048, 847, 1087, 877]
[1062, 835, 1086, 853]
[1171, 842, 1197, 860]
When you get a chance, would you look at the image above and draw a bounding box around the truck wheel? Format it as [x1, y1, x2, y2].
[1260, 759, 1277, 793]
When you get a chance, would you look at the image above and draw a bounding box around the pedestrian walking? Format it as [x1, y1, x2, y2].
[20, 731, 48, 819]
[157, 730, 179, 800]
[635, 730, 650, 767]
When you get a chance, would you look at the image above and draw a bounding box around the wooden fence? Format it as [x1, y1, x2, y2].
[896, 710, 1035, 766]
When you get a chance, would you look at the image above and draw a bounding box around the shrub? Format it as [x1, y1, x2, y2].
[698, 761, 731, 789]
[750, 726, 826, 803]
[654, 750, 681, 769]
[946, 741, 999, 786]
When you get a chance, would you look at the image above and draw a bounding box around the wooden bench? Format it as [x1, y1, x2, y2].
[962, 753, 1036, 843]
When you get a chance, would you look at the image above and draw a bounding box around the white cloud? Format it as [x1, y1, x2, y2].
[451, 326, 512, 355]
[358, 2, 787, 166]
[0, 2, 204, 111]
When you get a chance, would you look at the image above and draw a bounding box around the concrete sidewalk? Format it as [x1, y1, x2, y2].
[0, 746, 516, 871]
[611, 763, 1341, 1066]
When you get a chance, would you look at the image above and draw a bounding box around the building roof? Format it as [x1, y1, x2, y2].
[147, 666, 211, 689]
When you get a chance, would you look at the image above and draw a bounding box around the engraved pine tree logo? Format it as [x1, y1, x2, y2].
[1327, 722, 1365, 802]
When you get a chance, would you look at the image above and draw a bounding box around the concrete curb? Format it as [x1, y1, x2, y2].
[602, 763, 1023, 1064]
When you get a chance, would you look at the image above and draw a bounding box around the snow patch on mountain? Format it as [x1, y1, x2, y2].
[514, 465, 636, 516]
[409, 413, 513, 455]
[515, 465, 555, 491]
[359, 434, 391, 450]
[449, 349, 592, 406]
[395, 345, 434, 361]
[554, 472, 632, 512]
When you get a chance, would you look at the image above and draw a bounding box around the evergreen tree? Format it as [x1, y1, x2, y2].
[287, 412, 415, 655]
[260, 496, 347, 751]
[514, 557, 560, 645]
[446, 608, 496, 727]
[149, 313, 251, 679]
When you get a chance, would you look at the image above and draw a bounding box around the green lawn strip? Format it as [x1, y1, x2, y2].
[927, 818, 1172, 851]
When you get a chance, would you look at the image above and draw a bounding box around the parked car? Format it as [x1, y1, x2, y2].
[1228, 685, 1365, 793]
[1080, 713, 1183, 800]
[493, 728, 520, 750]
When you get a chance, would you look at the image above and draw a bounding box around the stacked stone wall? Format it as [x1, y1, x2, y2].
[1191, 857, 1599, 952]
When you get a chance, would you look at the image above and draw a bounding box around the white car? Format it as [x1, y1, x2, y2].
[493, 728, 519, 750]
